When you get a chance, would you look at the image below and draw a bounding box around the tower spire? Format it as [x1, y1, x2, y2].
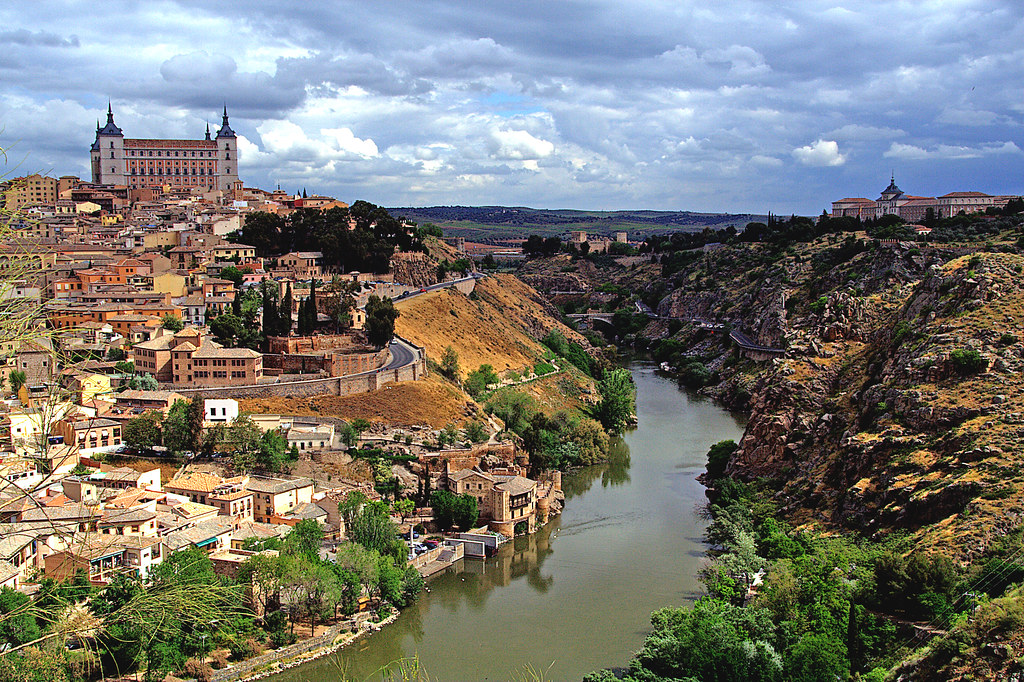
[205, 122, 211, 141]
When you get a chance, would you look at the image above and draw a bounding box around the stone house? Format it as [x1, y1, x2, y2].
[447, 467, 540, 535]
[245, 475, 315, 523]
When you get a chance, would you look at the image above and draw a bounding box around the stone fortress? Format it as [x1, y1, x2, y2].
[90, 104, 240, 193]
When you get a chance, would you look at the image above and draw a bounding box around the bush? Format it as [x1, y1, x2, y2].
[184, 658, 213, 682]
[949, 349, 987, 376]
[706, 440, 737, 479]
[533, 361, 556, 376]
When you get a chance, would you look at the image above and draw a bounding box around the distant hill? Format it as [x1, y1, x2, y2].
[387, 206, 766, 242]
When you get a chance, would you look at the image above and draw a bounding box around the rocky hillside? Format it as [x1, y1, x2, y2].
[631, 234, 1024, 559]
[518, 226, 1024, 561]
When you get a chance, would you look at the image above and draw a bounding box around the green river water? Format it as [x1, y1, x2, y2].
[272, 362, 746, 681]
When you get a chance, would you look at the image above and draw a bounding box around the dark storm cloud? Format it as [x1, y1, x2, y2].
[1, 0, 1023, 212]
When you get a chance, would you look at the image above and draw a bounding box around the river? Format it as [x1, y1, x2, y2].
[273, 362, 746, 681]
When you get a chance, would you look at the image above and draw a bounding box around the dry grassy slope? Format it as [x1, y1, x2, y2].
[239, 374, 473, 428]
[395, 273, 588, 380]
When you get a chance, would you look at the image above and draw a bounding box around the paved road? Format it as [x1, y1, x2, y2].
[385, 338, 417, 370]
[390, 273, 485, 303]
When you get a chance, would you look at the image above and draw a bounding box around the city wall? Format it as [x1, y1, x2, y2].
[175, 338, 426, 400]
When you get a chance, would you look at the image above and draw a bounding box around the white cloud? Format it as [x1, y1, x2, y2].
[488, 129, 554, 161]
[321, 127, 378, 159]
[884, 140, 1021, 160]
[792, 139, 846, 167]
[883, 143, 929, 160]
[751, 155, 783, 167]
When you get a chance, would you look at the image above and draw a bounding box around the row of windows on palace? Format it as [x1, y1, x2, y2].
[116, 166, 229, 177]
[105, 149, 229, 159]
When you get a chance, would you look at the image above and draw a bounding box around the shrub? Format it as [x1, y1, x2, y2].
[706, 440, 737, 479]
[184, 658, 213, 682]
[999, 332, 1018, 346]
[533, 361, 556, 376]
[949, 349, 987, 376]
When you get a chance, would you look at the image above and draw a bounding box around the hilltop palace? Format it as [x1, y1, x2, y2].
[90, 104, 239, 193]
[831, 176, 1017, 223]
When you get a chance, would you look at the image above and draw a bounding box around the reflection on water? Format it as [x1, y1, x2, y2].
[273, 362, 746, 682]
[562, 437, 631, 499]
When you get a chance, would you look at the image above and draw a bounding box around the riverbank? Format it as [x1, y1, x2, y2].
[269, 364, 746, 682]
[210, 609, 401, 682]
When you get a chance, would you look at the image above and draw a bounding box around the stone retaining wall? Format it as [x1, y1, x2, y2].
[210, 623, 347, 682]
[174, 341, 426, 400]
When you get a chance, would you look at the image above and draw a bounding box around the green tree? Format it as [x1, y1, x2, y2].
[279, 281, 293, 335]
[432, 490, 479, 531]
[393, 498, 415, 523]
[595, 368, 636, 432]
[439, 346, 461, 383]
[364, 295, 399, 347]
[163, 400, 194, 454]
[258, 428, 289, 472]
[220, 265, 244, 287]
[949, 348, 988, 376]
[453, 493, 478, 530]
[0, 586, 40, 647]
[787, 633, 848, 682]
[187, 396, 205, 452]
[338, 490, 368, 539]
[464, 364, 499, 399]
[161, 314, 184, 332]
[284, 519, 324, 560]
[7, 369, 26, 394]
[210, 313, 244, 347]
[261, 279, 281, 338]
[706, 440, 738, 480]
[123, 412, 163, 450]
[226, 415, 264, 472]
[464, 420, 488, 444]
[350, 500, 405, 563]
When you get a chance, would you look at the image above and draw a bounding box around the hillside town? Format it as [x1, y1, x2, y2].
[0, 106, 584, 680]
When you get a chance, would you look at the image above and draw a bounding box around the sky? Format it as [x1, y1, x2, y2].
[1, 1, 1023, 215]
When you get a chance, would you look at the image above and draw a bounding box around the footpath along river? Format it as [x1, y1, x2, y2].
[273, 362, 746, 681]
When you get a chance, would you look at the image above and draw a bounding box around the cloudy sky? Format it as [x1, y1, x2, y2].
[1, 1, 1022, 215]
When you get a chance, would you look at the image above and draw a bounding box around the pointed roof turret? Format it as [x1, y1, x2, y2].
[215, 105, 236, 139]
[205, 122, 211, 141]
[97, 102, 123, 137]
[90, 120, 101, 151]
[879, 173, 903, 201]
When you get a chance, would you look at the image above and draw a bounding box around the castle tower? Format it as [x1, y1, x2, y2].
[90, 103, 126, 186]
[215, 106, 239, 193]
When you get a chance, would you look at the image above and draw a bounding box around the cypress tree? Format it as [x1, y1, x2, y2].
[306, 281, 317, 333]
[261, 280, 279, 337]
[279, 282, 293, 335]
